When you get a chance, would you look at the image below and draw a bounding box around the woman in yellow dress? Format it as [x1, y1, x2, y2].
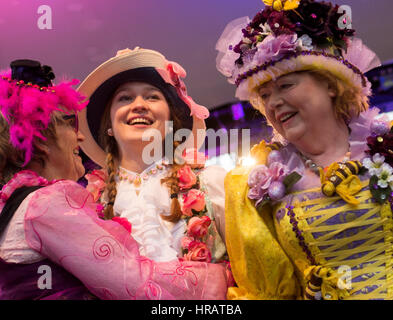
[216, 0, 388, 299]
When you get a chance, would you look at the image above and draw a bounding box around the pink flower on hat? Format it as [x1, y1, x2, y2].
[254, 34, 297, 65]
[166, 61, 210, 120]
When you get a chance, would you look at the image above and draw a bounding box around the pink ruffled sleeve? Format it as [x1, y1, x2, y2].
[24, 181, 228, 300]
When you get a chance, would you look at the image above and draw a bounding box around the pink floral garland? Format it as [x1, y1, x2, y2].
[176, 149, 213, 263]
[178, 149, 234, 284]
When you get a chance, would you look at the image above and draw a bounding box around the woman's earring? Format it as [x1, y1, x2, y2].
[107, 128, 113, 136]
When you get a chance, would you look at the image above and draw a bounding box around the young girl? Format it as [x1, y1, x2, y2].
[78, 47, 231, 288]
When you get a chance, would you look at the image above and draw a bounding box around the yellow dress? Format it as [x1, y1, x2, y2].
[225, 141, 393, 300]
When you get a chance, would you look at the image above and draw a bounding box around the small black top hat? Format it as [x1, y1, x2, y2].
[10, 59, 55, 87]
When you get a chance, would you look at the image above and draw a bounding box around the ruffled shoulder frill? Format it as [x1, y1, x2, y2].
[348, 107, 385, 160]
[0, 170, 51, 212]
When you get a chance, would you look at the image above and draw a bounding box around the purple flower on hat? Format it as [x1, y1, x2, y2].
[250, 8, 274, 29]
[286, 0, 354, 49]
[254, 34, 297, 65]
[267, 10, 296, 36]
[288, 0, 332, 41]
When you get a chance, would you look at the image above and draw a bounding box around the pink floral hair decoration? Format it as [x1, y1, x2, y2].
[0, 71, 88, 166]
[157, 61, 210, 120]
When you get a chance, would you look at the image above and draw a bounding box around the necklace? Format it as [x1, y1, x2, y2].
[298, 151, 351, 175]
[117, 161, 168, 188]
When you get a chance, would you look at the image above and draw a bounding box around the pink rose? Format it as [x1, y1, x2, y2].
[182, 148, 207, 168]
[181, 189, 206, 216]
[248, 162, 289, 206]
[181, 236, 194, 250]
[177, 165, 197, 190]
[85, 169, 107, 201]
[184, 241, 212, 263]
[187, 216, 211, 238]
[269, 162, 289, 182]
[112, 217, 132, 234]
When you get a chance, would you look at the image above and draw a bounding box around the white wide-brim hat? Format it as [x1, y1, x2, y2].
[78, 47, 209, 167]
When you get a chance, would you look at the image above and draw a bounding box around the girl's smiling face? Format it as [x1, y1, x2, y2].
[109, 82, 170, 152]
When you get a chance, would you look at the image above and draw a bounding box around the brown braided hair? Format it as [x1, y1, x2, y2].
[103, 152, 118, 219]
[98, 90, 189, 222]
[160, 141, 186, 223]
[98, 95, 119, 219]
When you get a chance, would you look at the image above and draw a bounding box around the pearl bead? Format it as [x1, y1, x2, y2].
[268, 181, 286, 201]
[267, 150, 283, 166]
[305, 159, 313, 167]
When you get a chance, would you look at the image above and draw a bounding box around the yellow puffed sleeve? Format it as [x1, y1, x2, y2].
[224, 144, 301, 300]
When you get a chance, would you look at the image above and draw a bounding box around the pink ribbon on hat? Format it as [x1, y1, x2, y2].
[157, 61, 209, 120]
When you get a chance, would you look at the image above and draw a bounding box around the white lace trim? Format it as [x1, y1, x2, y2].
[114, 165, 181, 262]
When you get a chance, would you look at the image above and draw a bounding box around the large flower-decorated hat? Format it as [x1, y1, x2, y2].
[78, 47, 209, 167]
[216, 0, 381, 105]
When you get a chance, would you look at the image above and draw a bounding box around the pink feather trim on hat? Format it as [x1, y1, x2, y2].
[0, 72, 88, 166]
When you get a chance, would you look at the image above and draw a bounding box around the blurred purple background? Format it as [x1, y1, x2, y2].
[0, 0, 392, 109]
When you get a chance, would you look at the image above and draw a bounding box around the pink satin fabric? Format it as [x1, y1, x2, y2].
[23, 180, 229, 300]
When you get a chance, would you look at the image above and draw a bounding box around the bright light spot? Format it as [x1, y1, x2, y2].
[205, 153, 236, 171]
[378, 111, 393, 121]
[238, 156, 256, 167]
